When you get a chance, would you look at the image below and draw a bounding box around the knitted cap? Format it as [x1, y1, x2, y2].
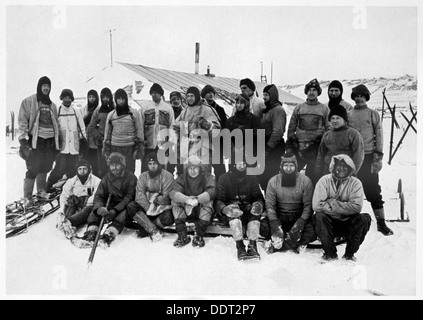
[239, 78, 256, 91]
[75, 158, 91, 169]
[328, 105, 348, 122]
[60, 89, 74, 101]
[107, 152, 126, 167]
[149, 83, 164, 96]
[201, 85, 216, 98]
[186, 86, 201, 106]
[304, 78, 322, 96]
[351, 84, 371, 101]
[169, 91, 182, 101]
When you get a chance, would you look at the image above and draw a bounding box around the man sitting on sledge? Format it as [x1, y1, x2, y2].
[169, 156, 216, 248]
[215, 151, 264, 261]
[263, 153, 316, 254]
[56, 159, 101, 239]
[313, 154, 371, 262]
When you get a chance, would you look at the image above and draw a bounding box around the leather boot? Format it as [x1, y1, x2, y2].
[373, 208, 394, 236]
[236, 240, 249, 261]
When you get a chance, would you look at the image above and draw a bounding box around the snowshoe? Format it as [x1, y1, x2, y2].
[192, 234, 205, 248]
[98, 233, 115, 248]
[56, 212, 76, 239]
[150, 230, 163, 242]
[173, 234, 191, 248]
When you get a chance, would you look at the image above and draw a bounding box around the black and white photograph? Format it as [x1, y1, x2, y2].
[2, 0, 422, 301]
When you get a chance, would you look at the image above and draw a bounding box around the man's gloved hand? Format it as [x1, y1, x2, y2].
[371, 152, 383, 174]
[66, 195, 80, 208]
[185, 197, 199, 208]
[250, 201, 264, 216]
[198, 118, 212, 131]
[97, 207, 109, 218]
[222, 204, 243, 218]
[19, 139, 31, 161]
[133, 142, 145, 160]
[286, 218, 306, 246]
[269, 219, 284, 249]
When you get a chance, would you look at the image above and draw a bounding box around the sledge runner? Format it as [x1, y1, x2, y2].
[81, 152, 138, 248]
[127, 151, 175, 241]
[169, 156, 216, 248]
[313, 154, 371, 262]
[56, 159, 101, 239]
[348, 84, 394, 236]
[18, 76, 59, 203]
[215, 155, 264, 260]
[263, 153, 316, 254]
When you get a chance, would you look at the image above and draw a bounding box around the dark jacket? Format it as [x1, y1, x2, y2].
[93, 169, 138, 213]
[207, 100, 227, 129]
[215, 171, 264, 214]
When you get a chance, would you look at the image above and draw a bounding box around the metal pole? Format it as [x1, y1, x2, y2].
[109, 29, 115, 67]
[388, 104, 395, 165]
[381, 88, 386, 122]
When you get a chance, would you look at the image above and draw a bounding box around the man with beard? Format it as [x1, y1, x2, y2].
[18, 76, 59, 202]
[88, 87, 115, 178]
[348, 84, 393, 236]
[287, 78, 330, 185]
[126, 151, 174, 242]
[169, 91, 184, 119]
[140, 83, 175, 173]
[56, 159, 101, 239]
[315, 105, 364, 180]
[82, 89, 100, 176]
[263, 153, 316, 254]
[82, 152, 138, 248]
[46, 89, 87, 191]
[201, 85, 228, 182]
[260, 84, 287, 192]
[239, 78, 266, 118]
[215, 154, 264, 260]
[169, 156, 216, 248]
[327, 80, 353, 112]
[172, 86, 221, 172]
[313, 154, 371, 261]
[103, 88, 144, 174]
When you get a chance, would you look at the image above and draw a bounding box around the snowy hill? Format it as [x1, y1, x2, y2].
[280, 75, 417, 113]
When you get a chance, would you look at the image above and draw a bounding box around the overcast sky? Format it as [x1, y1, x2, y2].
[2, 1, 420, 114]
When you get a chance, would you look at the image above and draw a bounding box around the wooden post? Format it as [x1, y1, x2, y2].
[388, 104, 396, 165]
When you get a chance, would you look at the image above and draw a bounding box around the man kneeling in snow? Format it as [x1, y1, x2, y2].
[263, 153, 316, 254]
[169, 156, 216, 248]
[313, 154, 371, 262]
[215, 156, 264, 261]
[82, 152, 138, 248]
[126, 151, 174, 242]
[56, 159, 101, 239]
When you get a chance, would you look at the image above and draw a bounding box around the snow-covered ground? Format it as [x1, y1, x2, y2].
[4, 90, 418, 298]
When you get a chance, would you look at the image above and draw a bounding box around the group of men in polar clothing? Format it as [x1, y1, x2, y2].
[17, 75, 393, 261]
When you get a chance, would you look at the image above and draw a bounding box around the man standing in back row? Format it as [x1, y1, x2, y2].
[348, 84, 393, 236]
[287, 78, 330, 185]
[18, 76, 59, 202]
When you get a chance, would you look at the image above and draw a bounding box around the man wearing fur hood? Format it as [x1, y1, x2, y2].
[313, 154, 371, 262]
[169, 156, 216, 248]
